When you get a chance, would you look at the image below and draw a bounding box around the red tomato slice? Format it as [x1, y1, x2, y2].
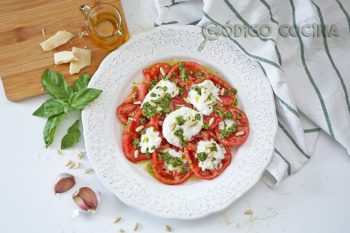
[208, 73, 237, 107]
[167, 62, 209, 86]
[215, 107, 250, 146]
[116, 103, 139, 124]
[143, 63, 172, 83]
[151, 144, 193, 185]
[117, 83, 149, 123]
[184, 133, 232, 180]
[145, 114, 164, 132]
[123, 132, 151, 162]
[203, 112, 221, 130]
[207, 73, 231, 89]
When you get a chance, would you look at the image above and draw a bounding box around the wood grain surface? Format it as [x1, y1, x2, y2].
[0, 0, 129, 101]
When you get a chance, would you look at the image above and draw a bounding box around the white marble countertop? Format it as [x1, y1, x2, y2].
[1, 0, 349, 232]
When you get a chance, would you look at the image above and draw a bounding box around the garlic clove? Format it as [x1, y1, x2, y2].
[54, 173, 76, 194]
[72, 187, 99, 212]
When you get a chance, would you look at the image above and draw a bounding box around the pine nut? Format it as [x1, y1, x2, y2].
[220, 88, 225, 96]
[149, 101, 156, 107]
[134, 150, 139, 158]
[165, 225, 172, 232]
[188, 121, 198, 127]
[171, 123, 176, 131]
[160, 67, 166, 76]
[133, 101, 141, 105]
[208, 117, 215, 126]
[133, 223, 139, 231]
[135, 125, 144, 132]
[113, 216, 122, 223]
[235, 131, 245, 136]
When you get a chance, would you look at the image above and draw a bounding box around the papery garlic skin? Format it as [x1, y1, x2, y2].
[54, 173, 76, 194]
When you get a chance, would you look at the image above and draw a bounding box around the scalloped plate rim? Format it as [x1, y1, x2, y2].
[82, 25, 277, 219]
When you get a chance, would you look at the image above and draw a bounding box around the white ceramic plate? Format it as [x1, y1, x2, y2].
[82, 26, 277, 219]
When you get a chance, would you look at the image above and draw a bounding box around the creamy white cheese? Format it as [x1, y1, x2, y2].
[162, 107, 203, 147]
[140, 127, 162, 154]
[196, 140, 226, 171]
[187, 80, 220, 115]
[142, 79, 179, 107]
[163, 149, 186, 172]
[219, 119, 236, 131]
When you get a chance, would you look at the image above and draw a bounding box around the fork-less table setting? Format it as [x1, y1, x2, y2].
[1, 0, 350, 232]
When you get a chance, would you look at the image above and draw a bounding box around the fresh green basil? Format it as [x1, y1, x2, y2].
[42, 70, 72, 101]
[33, 98, 68, 118]
[72, 73, 91, 92]
[61, 120, 81, 149]
[44, 113, 66, 147]
[70, 88, 102, 110]
[34, 69, 102, 149]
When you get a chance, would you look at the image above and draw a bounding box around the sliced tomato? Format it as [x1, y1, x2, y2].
[208, 73, 236, 107]
[145, 114, 164, 132]
[123, 132, 151, 162]
[184, 133, 232, 180]
[207, 73, 231, 89]
[151, 144, 193, 185]
[117, 83, 149, 123]
[116, 103, 139, 124]
[169, 88, 192, 111]
[143, 63, 172, 83]
[215, 107, 250, 146]
[167, 62, 209, 87]
[203, 112, 221, 130]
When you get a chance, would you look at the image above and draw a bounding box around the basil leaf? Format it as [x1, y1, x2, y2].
[43, 113, 65, 147]
[70, 88, 102, 110]
[33, 98, 68, 118]
[61, 120, 81, 149]
[42, 69, 72, 101]
[72, 73, 91, 92]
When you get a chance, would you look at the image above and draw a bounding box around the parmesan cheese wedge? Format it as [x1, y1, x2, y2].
[69, 47, 91, 75]
[40, 31, 74, 52]
[54, 51, 76, 65]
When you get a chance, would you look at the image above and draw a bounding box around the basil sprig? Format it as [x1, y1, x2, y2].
[33, 70, 102, 149]
[61, 120, 81, 149]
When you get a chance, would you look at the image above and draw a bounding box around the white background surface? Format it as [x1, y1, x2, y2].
[1, 1, 349, 232]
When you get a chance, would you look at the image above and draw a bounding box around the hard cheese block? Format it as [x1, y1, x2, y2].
[0, 0, 129, 101]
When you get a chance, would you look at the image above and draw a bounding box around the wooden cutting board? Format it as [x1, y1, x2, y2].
[0, 0, 129, 101]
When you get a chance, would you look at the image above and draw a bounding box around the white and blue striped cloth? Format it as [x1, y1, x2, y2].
[154, 0, 350, 186]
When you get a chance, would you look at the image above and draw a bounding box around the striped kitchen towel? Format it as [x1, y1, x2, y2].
[154, 0, 350, 186]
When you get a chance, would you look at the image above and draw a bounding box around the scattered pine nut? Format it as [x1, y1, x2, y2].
[135, 125, 144, 132]
[220, 88, 225, 96]
[188, 121, 197, 127]
[244, 210, 253, 215]
[134, 101, 142, 105]
[74, 162, 80, 169]
[164, 225, 172, 232]
[133, 223, 139, 231]
[134, 150, 139, 158]
[118, 229, 125, 233]
[149, 101, 156, 107]
[208, 152, 215, 158]
[56, 149, 62, 155]
[183, 97, 189, 103]
[160, 67, 166, 76]
[67, 162, 75, 169]
[65, 160, 73, 167]
[171, 123, 177, 131]
[84, 168, 93, 174]
[235, 131, 245, 136]
[114, 216, 122, 223]
[208, 117, 215, 126]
